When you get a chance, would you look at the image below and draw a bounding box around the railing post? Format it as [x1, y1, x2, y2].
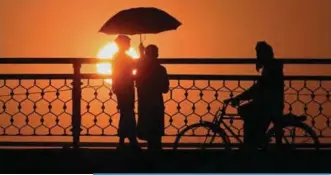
[72, 60, 82, 149]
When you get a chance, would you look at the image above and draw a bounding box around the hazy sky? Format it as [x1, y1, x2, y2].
[1, 0, 331, 58]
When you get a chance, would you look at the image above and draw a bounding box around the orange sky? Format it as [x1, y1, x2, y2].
[0, 0, 331, 75]
[1, 0, 331, 58]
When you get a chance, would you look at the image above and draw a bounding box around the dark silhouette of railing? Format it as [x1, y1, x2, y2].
[0, 58, 330, 149]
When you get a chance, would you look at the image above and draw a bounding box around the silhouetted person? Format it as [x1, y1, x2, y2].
[112, 35, 140, 150]
[225, 41, 284, 151]
[136, 44, 169, 153]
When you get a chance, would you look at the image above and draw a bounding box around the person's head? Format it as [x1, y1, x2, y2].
[145, 44, 159, 60]
[114, 35, 131, 52]
[255, 41, 274, 72]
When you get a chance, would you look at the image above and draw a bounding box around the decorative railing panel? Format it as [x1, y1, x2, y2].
[0, 79, 73, 136]
[0, 58, 330, 148]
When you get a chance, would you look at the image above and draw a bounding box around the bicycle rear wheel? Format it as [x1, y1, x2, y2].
[264, 121, 320, 151]
[173, 122, 231, 151]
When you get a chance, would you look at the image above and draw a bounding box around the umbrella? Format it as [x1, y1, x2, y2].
[99, 7, 181, 40]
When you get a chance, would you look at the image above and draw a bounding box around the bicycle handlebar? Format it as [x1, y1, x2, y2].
[222, 99, 247, 113]
[221, 101, 230, 112]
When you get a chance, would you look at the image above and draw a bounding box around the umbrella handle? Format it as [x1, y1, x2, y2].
[139, 36, 145, 57]
[139, 34, 146, 43]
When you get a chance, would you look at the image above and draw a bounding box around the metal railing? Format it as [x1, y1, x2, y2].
[0, 58, 330, 148]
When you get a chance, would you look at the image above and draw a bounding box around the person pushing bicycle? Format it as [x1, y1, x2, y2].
[225, 41, 284, 151]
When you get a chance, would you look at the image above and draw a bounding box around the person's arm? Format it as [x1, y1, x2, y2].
[160, 66, 170, 93]
[134, 59, 144, 88]
[132, 58, 139, 71]
[111, 58, 118, 94]
[139, 43, 145, 59]
[234, 78, 262, 101]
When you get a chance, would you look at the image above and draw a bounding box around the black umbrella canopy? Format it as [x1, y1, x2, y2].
[99, 7, 182, 35]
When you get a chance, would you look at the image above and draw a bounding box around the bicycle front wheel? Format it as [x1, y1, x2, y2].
[173, 122, 231, 151]
[264, 121, 320, 151]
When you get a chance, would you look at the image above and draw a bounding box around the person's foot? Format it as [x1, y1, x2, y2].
[116, 143, 126, 151]
[131, 143, 142, 151]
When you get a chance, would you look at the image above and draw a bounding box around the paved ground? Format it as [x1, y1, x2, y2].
[0, 148, 330, 173]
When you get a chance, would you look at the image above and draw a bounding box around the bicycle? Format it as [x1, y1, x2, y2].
[173, 100, 320, 151]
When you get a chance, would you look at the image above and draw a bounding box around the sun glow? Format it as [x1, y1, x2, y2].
[96, 42, 139, 83]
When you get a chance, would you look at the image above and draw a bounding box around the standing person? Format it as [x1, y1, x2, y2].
[225, 41, 284, 152]
[112, 35, 140, 150]
[136, 44, 169, 152]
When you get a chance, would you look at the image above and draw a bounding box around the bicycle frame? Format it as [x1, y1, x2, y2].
[211, 102, 286, 146]
[211, 102, 244, 144]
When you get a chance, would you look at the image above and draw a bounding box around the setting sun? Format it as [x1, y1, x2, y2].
[96, 42, 139, 83]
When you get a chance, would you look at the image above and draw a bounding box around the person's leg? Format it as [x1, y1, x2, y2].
[119, 136, 125, 146]
[147, 138, 153, 152]
[270, 113, 283, 149]
[128, 110, 139, 147]
[243, 115, 258, 151]
[121, 108, 139, 149]
[116, 94, 126, 148]
[148, 136, 162, 153]
[238, 103, 256, 151]
[154, 136, 162, 151]
[273, 113, 283, 144]
[239, 104, 257, 152]
[255, 114, 272, 147]
[117, 89, 140, 148]
[147, 111, 163, 153]
[128, 135, 139, 146]
[126, 90, 141, 149]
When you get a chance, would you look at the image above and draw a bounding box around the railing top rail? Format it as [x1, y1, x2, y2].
[0, 74, 330, 80]
[0, 58, 331, 64]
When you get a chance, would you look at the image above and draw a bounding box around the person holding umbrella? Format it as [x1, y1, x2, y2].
[112, 35, 140, 150]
